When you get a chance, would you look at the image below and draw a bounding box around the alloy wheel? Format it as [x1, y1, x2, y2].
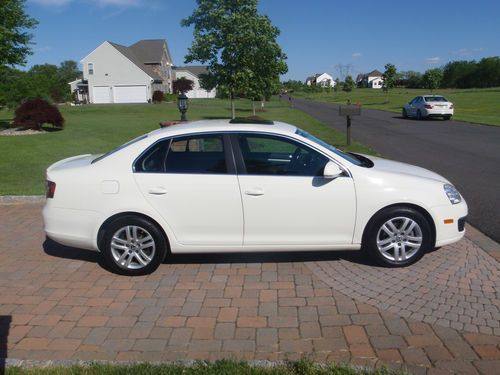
[110, 225, 156, 270]
[376, 216, 423, 262]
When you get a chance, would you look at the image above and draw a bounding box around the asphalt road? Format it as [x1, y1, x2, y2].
[291, 97, 500, 243]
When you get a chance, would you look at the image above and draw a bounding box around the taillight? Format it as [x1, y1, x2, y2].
[424, 104, 433, 109]
[450, 104, 454, 109]
[46, 180, 56, 198]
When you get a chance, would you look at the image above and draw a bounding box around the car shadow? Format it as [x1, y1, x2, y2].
[43, 238, 378, 270]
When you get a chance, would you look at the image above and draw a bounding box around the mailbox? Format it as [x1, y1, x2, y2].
[339, 105, 362, 116]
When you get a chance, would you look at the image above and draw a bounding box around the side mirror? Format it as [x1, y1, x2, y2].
[323, 161, 345, 179]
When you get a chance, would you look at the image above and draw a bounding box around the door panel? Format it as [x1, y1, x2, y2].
[134, 173, 243, 245]
[238, 175, 356, 245]
[233, 133, 356, 246]
[133, 134, 243, 246]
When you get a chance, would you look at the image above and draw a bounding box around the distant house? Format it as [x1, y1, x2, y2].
[76, 39, 174, 104]
[305, 73, 336, 87]
[174, 66, 216, 99]
[356, 70, 384, 89]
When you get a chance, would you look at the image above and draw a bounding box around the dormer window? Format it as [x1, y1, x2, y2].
[88, 63, 94, 75]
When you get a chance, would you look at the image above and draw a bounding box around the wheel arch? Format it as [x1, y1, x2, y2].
[361, 203, 436, 247]
[97, 211, 170, 253]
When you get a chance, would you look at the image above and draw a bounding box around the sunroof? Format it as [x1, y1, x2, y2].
[229, 116, 274, 125]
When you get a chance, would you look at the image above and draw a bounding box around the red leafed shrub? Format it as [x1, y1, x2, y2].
[152, 90, 164, 103]
[14, 98, 64, 130]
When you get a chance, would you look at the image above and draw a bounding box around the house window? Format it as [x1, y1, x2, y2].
[88, 63, 94, 75]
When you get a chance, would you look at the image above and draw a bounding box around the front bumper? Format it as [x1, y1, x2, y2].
[431, 200, 468, 247]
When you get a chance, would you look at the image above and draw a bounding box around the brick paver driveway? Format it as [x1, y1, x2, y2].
[1, 202, 499, 374]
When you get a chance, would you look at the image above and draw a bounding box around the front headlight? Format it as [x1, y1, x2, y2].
[444, 184, 462, 204]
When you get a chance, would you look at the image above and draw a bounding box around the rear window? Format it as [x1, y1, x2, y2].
[424, 96, 448, 102]
[92, 134, 148, 164]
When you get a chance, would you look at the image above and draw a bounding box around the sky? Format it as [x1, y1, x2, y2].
[23, 0, 500, 81]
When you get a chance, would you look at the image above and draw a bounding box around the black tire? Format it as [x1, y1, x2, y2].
[443, 115, 451, 120]
[101, 215, 167, 276]
[402, 108, 408, 118]
[416, 110, 423, 120]
[362, 207, 433, 267]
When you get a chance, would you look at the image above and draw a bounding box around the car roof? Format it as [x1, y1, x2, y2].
[147, 119, 298, 140]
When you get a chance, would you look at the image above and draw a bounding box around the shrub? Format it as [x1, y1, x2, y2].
[14, 98, 64, 130]
[163, 93, 177, 102]
[152, 90, 164, 103]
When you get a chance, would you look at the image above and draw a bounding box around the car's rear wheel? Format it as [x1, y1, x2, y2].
[101, 215, 167, 276]
[416, 110, 423, 120]
[363, 207, 432, 267]
[443, 115, 451, 120]
[402, 108, 408, 118]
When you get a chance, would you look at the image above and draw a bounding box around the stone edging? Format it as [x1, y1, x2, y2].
[3, 358, 371, 371]
[1, 195, 498, 260]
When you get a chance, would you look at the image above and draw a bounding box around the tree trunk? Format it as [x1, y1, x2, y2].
[252, 101, 256, 116]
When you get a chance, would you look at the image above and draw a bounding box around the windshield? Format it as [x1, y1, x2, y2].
[92, 134, 148, 164]
[295, 128, 363, 166]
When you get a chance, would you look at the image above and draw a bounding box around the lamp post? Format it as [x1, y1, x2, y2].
[177, 93, 189, 122]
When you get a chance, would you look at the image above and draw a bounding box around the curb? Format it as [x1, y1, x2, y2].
[0, 195, 45, 204]
[1, 195, 499, 260]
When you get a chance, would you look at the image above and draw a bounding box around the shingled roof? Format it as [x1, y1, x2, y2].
[174, 65, 208, 77]
[107, 39, 172, 81]
[129, 39, 172, 64]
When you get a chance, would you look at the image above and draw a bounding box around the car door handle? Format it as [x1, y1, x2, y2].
[148, 187, 167, 195]
[245, 187, 264, 196]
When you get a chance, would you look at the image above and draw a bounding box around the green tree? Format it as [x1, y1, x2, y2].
[0, 0, 38, 67]
[342, 76, 355, 92]
[181, 0, 287, 118]
[382, 63, 397, 94]
[333, 78, 340, 93]
[422, 68, 443, 92]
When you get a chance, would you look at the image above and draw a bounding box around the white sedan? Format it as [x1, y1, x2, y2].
[403, 95, 454, 120]
[43, 120, 467, 275]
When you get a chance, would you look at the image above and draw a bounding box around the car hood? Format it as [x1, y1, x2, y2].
[362, 155, 450, 183]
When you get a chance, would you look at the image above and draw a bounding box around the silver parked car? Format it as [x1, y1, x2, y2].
[403, 95, 454, 120]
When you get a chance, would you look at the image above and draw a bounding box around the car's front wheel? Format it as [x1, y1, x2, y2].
[363, 207, 432, 267]
[101, 215, 167, 276]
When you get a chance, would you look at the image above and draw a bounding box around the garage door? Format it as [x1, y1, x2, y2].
[92, 86, 111, 104]
[114, 85, 148, 103]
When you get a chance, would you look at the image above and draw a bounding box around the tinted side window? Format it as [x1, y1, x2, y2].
[134, 139, 170, 173]
[165, 135, 227, 174]
[237, 134, 328, 176]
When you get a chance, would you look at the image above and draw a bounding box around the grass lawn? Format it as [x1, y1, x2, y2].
[292, 87, 500, 126]
[6, 359, 394, 375]
[0, 99, 374, 196]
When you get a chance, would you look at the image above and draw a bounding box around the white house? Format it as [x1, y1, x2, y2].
[174, 66, 216, 98]
[79, 39, 174, 104]
[305, 73, 336, 87]
[356, 70, 384, 89]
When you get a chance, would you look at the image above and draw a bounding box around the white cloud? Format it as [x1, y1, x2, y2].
[454, 47, 484, 56]
[425, 57, 442, 65]
[30, 0, 73, 6]
[351, 52, 362, 59]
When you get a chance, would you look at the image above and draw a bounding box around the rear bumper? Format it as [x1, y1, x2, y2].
[43, 202, 100, 251]
[424, 109, 454, 117]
